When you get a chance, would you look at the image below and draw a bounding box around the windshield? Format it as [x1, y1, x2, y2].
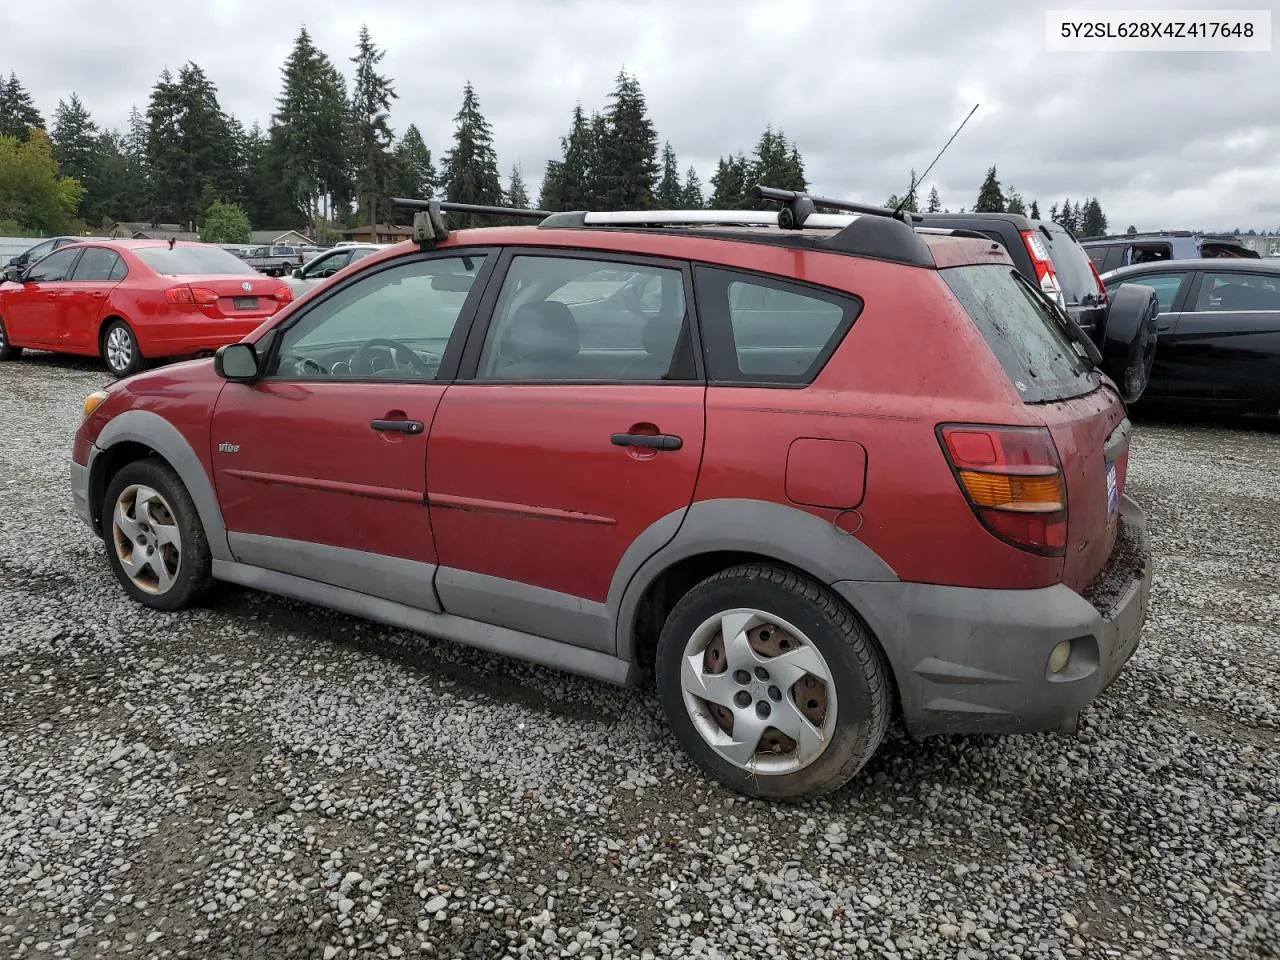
[135, 246, 260, 276]
[1043, 223, 1103, 307]
[942, 263, 1097, 404]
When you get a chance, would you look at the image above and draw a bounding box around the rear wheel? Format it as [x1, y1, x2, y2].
[0, 316, 22, 360]
[655, 564, 891, 799]
[101, 319, 144, 378]
[102, 459, 212, 611]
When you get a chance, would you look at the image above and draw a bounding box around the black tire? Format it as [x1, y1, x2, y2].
[101, 458, 213, 611]
[0, 316, 22, 360]
[1098, 284, 1159, 403]
[100, 319, 145, 378]
[655, 563, 891, 800]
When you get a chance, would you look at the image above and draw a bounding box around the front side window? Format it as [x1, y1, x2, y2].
[476, 255, 692, 382]
[268, 254, 487, 380]
[25, 247, 81, 282]
[304, 250, 352, 279]
[22, 239, 57, 262]
[70, 248, 127, 283]
[1195, 272, 1280, 312]
[693, 266, 858, 385]
[1110, 273, 1186, 314]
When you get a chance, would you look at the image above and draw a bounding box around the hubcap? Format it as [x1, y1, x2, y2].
[679, 609, 838, 775]
[106, 327, 133, 372]
[111, 484, 181, 594]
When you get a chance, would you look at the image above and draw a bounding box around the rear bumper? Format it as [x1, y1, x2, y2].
[836, 494, 1152, 737]
[145, 320, 273, 358]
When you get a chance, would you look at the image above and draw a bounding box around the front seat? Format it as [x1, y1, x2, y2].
[489, 301, 582, 379]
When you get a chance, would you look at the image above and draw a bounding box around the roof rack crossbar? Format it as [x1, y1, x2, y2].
[390, 197, 550, 219]
[749, 184, 917, 226]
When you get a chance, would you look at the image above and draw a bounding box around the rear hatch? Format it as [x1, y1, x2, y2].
[941, 262, 1129, 590]
[1040, 222, 1109, 338]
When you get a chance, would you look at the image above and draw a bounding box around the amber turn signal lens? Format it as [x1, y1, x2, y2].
[957, 469, 1064, 513]
[82, 390, 109, 422]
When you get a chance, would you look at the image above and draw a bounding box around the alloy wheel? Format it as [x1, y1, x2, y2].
[106, 327, 133, 373]
[679, 608, 838, 775]
[111, 484, 182, 594]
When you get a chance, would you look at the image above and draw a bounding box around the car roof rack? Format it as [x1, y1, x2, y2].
[391, 197, 552, 249]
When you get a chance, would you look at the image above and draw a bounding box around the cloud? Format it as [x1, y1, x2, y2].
[5, 0, 1277, 230]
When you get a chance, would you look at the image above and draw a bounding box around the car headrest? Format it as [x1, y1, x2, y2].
[505, 301, 580, 361]
[642, 316, 683, 359]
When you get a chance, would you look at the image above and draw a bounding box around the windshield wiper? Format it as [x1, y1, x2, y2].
[1011, 269, 1103, 369]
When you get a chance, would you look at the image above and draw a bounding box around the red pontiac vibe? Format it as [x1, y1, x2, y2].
[0, 240, 293, 376]
[65, 193, 1157, 799]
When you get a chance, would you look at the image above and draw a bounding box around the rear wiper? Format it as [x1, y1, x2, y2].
[1011, 269, 1103, 368]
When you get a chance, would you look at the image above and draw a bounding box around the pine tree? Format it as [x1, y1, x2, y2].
[348, 24, 398, 232]
[440, 82, 503, 227]
[271, 26, 352, 233]
[1125, 224, 1137, 236]
[506, 164, 529, 209]
[745, 127, 806, 207]
[50, 93, 100, 219]
[1057, 198, 1078, 234]
[926, 184, 942, 213]
[975, 165, 1005, 212]
[656, 142, 683, 208]
[682, 166, 704, 208]
[1029, 199, 1041, 220]
[539, 104, 598, 211]
[1005, 186, 1026, 216]
[709, 153, 750, 210]
[0, 73, 45, 141]
[1080, 197, 1108, 238]
[120, 106, 152, 221]
[391, 123, 435, 201]
[145, 63, 237, 225]
[597, 69, 659, 210]
[240, 122, 277, 228]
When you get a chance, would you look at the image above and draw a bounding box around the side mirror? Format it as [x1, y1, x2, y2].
[292, 267, 304, 279]
[214, 342, 260, 381]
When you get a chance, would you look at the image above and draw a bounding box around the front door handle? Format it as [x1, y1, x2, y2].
[371, 418, 423, 434]
[611, 432, 682, 451]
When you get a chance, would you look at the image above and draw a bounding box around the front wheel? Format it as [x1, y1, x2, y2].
[102, 459, 213, 611]
[655, 564, 891, 800]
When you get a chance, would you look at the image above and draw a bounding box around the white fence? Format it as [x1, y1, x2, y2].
[0, 237, 36, 260]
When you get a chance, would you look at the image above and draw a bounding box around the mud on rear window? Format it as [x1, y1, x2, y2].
[942, 264, 1097, 403]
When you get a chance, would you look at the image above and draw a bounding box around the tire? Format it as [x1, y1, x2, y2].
[101, 458, 213, 611]
[655, 563, 891, 800]
[0, 316, 22, 360]
[101, 319, 145, 378]
[1098, 284, 1159, 403]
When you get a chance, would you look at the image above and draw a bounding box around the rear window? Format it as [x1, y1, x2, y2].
[942, 264, 1097, 403]
[1043, 224, 1103, 306]
[135, 246, 259, 276]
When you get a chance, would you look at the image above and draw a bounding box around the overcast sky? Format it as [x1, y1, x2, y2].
[3, 0, 1277, 231]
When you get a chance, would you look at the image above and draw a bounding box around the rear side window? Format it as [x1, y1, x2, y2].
[70, 248, 126, 282]
[693, 267, 860, 385]
[1109, 272, 1187, 313]
[1195, 272, 1280, 311]
[942, 264, 1095, 403]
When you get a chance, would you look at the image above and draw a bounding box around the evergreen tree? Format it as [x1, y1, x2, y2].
[240, 122, 277, 228]
[1126, 224, 1137, 235]
[145, 63, 236, 225]
[1080, 197, 1108, 238]
[1056, 198, 1078, 234]
[681, 166, 705, 208]
[539, 103, 598, 211]
[656, 142, 683, 208]
[709, 153, 750, 210]
[597, 69, 659, 210]
[440, 82, 503, 227]
[391, 123, 435, 201]
[89, 130, 127, 225]
[1029, 199, 1041, 220]
[974, 165, 1005, 212]
[926, 184, 942, 213]
[1004, 185, 1026, 216]
[118, 106, 152, 222]
[506, 164, 529, 208]
[0, 73, 45, 141]
[348, 24, 398, 231]
[745, 127, 806, 206]
[1048, 202, 1058, 223]
[50, 93, 100, 220]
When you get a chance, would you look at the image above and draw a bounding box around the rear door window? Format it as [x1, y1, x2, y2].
[1108, 272, 1188, 314]
[942, 264, 1096, 403]
[1194, 272, 1280, 311]
[70, 248, 126, 282]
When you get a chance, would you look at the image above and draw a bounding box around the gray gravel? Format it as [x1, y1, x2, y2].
[1, 353, 1277, 960]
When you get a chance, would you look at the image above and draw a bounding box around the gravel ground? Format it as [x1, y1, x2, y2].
[1, 353, 1277, 960]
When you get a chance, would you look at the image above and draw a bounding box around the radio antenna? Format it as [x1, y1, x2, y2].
[892, 102, 979, 218]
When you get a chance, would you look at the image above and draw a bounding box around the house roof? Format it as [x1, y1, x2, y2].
[249, 229, 313, 245]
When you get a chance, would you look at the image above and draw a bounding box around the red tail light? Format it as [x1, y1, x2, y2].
[937, 423, 1068, 557]
[164, 286, 218, 306]
[1020, 229, 1066, 309]
[273, 285, 293, 303]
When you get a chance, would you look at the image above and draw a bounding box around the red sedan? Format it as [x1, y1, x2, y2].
[0, 240, 293, 376]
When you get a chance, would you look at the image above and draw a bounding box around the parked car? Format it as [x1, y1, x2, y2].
[244, 245, 309, 276]
[1083, 231, 1260, 273]
[0, 240, 294, 376]
[3, 235, 109, 281]
[284, 243, 387, 293]
[1101, 258, 1280, 416]
[69, 193, 1155, 799]
[918, 212, 1111, 341]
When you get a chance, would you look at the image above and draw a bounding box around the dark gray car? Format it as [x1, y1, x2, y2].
[1083, 232, 1259, 273]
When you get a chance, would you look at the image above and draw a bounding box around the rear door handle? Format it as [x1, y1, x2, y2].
[371, 418, 423, 434]
[611, 432, 682, 451]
